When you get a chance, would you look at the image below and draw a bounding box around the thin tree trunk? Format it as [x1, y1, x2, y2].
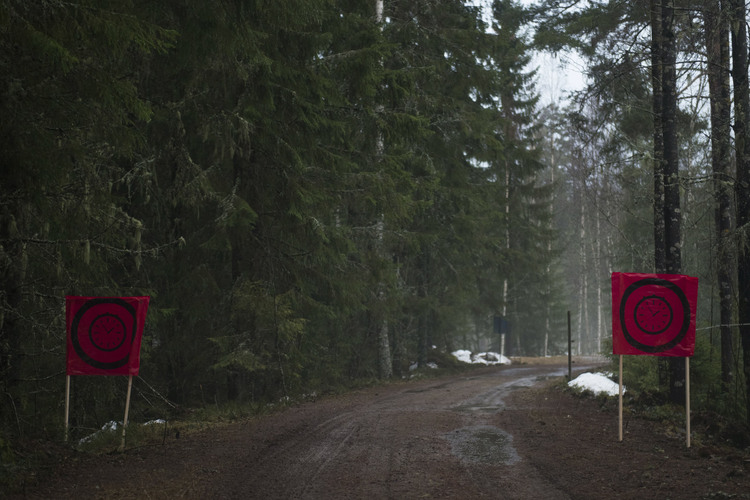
[660, 0, 685, 404]
[544, 164, 554, 357]
[501, 158, 511, 358]
[375, 0, 391, 379]
[705, 0, 734, 389]
[651, 0, 671, 391]
[376, 215, 392, 379]
[596, 229, 602, 353]
[578, 198, 587, 355]
[651, 0, 666, 274]
[662, 0, 680, 276]
[594, 179, 603, 354]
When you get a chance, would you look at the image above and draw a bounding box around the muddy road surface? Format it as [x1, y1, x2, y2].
[15, 362, 750, 499]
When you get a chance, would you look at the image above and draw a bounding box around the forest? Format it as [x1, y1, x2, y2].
[2, 0, 750, 448]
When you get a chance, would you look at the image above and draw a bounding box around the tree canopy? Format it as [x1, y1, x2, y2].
[0, 0, 559, 443]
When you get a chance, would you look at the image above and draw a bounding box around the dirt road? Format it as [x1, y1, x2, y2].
[14, 362, 750, 499]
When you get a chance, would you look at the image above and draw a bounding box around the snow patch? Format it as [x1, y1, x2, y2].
[409, 361, 439, 371]
[78, 419, 166, 445]
[568, 372, 623, 397]
[78, 420, 121, 444]
[452, 350, 511, 366]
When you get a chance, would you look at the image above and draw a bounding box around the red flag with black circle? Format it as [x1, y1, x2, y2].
[66, 296, 150, 375]
[612, 273, 698, 357]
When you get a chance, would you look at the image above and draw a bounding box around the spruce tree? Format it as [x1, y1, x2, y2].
[0, 0, 174, 437]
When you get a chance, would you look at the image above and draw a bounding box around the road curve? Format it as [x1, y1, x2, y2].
[21, 363, 593, 499]
[202, 364, 575, 499]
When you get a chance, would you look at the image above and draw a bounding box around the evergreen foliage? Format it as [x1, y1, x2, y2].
[0, 0, 559, 443]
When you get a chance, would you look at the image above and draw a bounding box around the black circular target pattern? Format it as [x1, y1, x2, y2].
[71, 298, 137, 370]
[89, 313, 128, 352]
[619, 278, 691, 353]
[633, 295, 673, 335]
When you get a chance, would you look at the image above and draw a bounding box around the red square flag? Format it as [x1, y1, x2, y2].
[66, 296, 150, 375]
[612, 273, 698, 357]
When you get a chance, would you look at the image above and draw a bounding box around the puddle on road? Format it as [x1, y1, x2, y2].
[453, 372, 565, 414]
[444, 425, 520, 466]
[453, 405, 499, 413]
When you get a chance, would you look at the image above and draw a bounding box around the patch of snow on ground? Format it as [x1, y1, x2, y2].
[452, 350, 474, 363]
[452, 350, 511, 365]
[78, 419, 167, 445]
[143, 419, 166, 426]
[409, 361, 439, 371]
[79, 420, 121, 444]
[568, 372, 623, 397]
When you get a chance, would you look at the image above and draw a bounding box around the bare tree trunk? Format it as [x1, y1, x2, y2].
[375, 0, 391, 379]
[501, 160, 511, 358]
[378, 317, 392, 378]
[705, 0, 735, 390]
[651, 0, 666, 274]
[578, 199, 588, 355]
[650, 0, 672, 393]
[660, 0, 685, 404]
[376, 217, 392, 380]
[544, 166, 554, 357]
[594, 180, 603, 354]
[661, 0, 680, 276]
[595, 234, 602, 353]
[729, 0, 750, 424]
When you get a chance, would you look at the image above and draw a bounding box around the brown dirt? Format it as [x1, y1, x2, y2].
[7, 360, 750, 499]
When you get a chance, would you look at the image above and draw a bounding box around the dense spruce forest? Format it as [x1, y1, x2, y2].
[4, 0, 750, 449]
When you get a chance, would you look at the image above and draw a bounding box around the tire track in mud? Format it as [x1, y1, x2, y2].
[222, 364, 584, 499]
[23, 358, 750, 500]
[17, 363, 596, 499]
[270, 379, 466, 499]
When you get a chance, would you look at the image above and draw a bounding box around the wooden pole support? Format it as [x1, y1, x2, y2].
[618, 355, 623, 442]
[120, 375, 134, 452]
[64, 375, 71, 443]
[686, 357, 691, 448]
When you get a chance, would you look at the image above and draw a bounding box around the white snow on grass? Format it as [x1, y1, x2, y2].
[451, 351, 620, 397]
[452, 350, 511, 365]
[568, 372, 623, 397]
[409, 361, 439, 371]
[78, 419, 167, 445]
[78, 420, 121, 444]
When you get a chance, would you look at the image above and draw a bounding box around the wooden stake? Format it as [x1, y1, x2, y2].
[618, 355, 623, 442]
[119, 375, 134, 452]
[64, 375, 71, 443]
[686, 357, 691, 448]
